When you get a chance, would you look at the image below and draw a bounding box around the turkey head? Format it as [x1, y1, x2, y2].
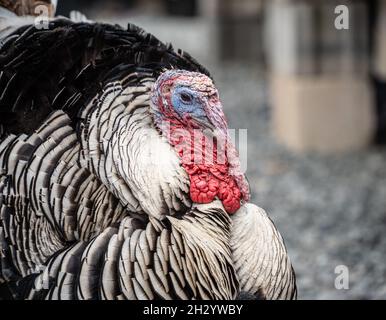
[150, 70, 250, 214]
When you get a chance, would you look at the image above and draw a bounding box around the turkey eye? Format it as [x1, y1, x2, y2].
[180, 92, 193, 104]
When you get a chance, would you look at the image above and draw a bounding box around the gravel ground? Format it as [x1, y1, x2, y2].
[212, 64, 386, 300]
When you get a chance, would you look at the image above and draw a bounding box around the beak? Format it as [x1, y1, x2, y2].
[191, 116, 216, 132]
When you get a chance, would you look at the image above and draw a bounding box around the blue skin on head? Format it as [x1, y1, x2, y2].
[171, 86, 207, 120]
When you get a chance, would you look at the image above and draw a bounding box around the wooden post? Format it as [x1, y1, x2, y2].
[217, 0, 264, 62]
[164, 0, 197, 17]
[0, 0, 55, 17]
[373, 0, 386, 143]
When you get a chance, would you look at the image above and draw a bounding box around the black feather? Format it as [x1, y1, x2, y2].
[0, 18, 210, 135]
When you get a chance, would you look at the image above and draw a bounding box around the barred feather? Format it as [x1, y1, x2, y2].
[0, 14, 296, 300]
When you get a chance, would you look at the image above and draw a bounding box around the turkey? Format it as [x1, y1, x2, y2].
[0, 1, 297, 300]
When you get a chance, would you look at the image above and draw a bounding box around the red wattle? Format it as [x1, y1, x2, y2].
[182, 162, 242, 214]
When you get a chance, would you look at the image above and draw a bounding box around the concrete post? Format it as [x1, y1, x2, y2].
[266, 0, 375, 153]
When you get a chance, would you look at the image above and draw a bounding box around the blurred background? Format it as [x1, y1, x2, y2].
[57, 0, 386, 299]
